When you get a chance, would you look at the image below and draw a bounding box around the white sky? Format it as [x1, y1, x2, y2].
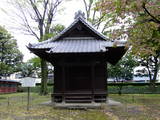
[0, 0, 84, 62]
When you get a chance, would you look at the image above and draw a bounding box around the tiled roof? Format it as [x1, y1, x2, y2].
[0, 79, 19, 83]
[29, 37, 125, 53]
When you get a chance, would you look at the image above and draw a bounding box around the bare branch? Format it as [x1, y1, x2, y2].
[29, 0, 43, 20]
[42, 0, 49, 24]
[101, 19, 112, 33]
[15, 1, 39, 40]
[92, 9, 96, 22]
[95, 14, 105, 29]
[87, 0, 93, 19]
[45, 0, 62, 34]
[83, 0, 88, 19]
[142, 3, 160, 24]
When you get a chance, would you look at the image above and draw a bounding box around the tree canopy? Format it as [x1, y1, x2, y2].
[96, 0, 160, 87]
[0, 26, 23, 77]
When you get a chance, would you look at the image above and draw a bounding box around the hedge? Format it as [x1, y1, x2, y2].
[20, 83, 160, 94]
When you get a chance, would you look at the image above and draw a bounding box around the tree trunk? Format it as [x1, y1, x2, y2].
[118, 85, 122, 95]
[150, 79, 156, 92]
[40, 59, 48, 95]
[150, 67, 158, 92]
[149, 56, 159, 92]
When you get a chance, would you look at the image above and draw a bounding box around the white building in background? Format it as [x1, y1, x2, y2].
[157, 71, 160, 82]
[134, 66, 149, 76]
[133, 66, 160, 83]
[6, 72, 41, 83]
[6, 72, 22, 82]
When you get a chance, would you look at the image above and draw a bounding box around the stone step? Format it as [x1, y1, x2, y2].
[65, 99, 92, 103]
[65, 96, 92, 99]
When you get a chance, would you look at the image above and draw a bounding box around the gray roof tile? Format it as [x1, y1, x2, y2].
[30, 37, 125, 53]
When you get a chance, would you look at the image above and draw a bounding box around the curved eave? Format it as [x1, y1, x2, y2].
[106, 46, 128, 65]
[27, 45, 127, 65]
[27, 47, 52, 62]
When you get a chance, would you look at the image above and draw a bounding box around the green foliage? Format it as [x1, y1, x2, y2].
[50, 24, 65, 36]
[108, 83, 160, 94]
[129, 21, 160, 58]
[20, 57, 41, 77]
[97, 0, 160, 56]
[43, 24, 65, 40]
[97, 0, 160, 86]
[28, 57, 41, 69]
[20, 62, 35, 77]
[0, 26, 23, 77]
[108, 53, 139, 81]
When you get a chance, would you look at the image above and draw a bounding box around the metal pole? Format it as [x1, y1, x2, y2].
[27, 87, 30, 111]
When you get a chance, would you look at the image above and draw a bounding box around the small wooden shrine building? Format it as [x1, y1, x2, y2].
[0, 79, 19, 93]
[28, 11, 127, 103]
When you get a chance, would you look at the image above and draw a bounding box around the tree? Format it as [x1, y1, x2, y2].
[22, 57, 41, 77]
[97, 0, 160, 90]
[0, 26, 23, 78]
[20, 62, 35, 77]
[108, 53, 138, 81]
[130, 22, 160, 90]
[10, 0, 63, 95]
[108, 53, 139, 95]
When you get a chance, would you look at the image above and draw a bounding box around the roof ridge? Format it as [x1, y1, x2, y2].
[62, 37, 95, 40]
[51, 14, 108, 41]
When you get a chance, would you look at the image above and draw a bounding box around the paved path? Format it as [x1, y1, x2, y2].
[107, 98, 123, 106]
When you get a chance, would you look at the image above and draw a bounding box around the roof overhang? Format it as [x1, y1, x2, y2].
[28, 44, 128, 65]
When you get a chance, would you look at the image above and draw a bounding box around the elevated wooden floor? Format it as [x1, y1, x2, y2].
[52, 91, 107, 103]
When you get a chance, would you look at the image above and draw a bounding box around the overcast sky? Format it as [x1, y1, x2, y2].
[0, 0, 84, 62]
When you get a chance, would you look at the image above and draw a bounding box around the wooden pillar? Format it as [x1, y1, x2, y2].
[105, 63, 108, 99]
[91, 62, 95, 102]
[62, 65, 65, 102]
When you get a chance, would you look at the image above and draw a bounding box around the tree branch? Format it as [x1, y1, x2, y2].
[92, 9, 96, 22]
[83, 0, 88, 19]
[42, 0, 49, 24]
[142, 3, 160, 24]
[45, 0, 62, 34]
[87, 0, 93, 19]
[95, 13, 105, 29]
[29, 0, 42, 20]
[16, 1, 39, 40]
[101, 19, 112, 33]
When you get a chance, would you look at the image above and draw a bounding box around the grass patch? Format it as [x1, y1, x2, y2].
[109, 94, 160, 119]
[0, 93, 109, 120]
[109, 94, 160, 105]
[1, 93, 160, 120]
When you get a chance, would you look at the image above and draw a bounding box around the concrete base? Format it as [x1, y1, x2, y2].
[53, 102, 106, 109]
[41, 98, 122, 109]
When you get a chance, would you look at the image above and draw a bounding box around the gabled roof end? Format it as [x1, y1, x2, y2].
[52, 11, 108, 41]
